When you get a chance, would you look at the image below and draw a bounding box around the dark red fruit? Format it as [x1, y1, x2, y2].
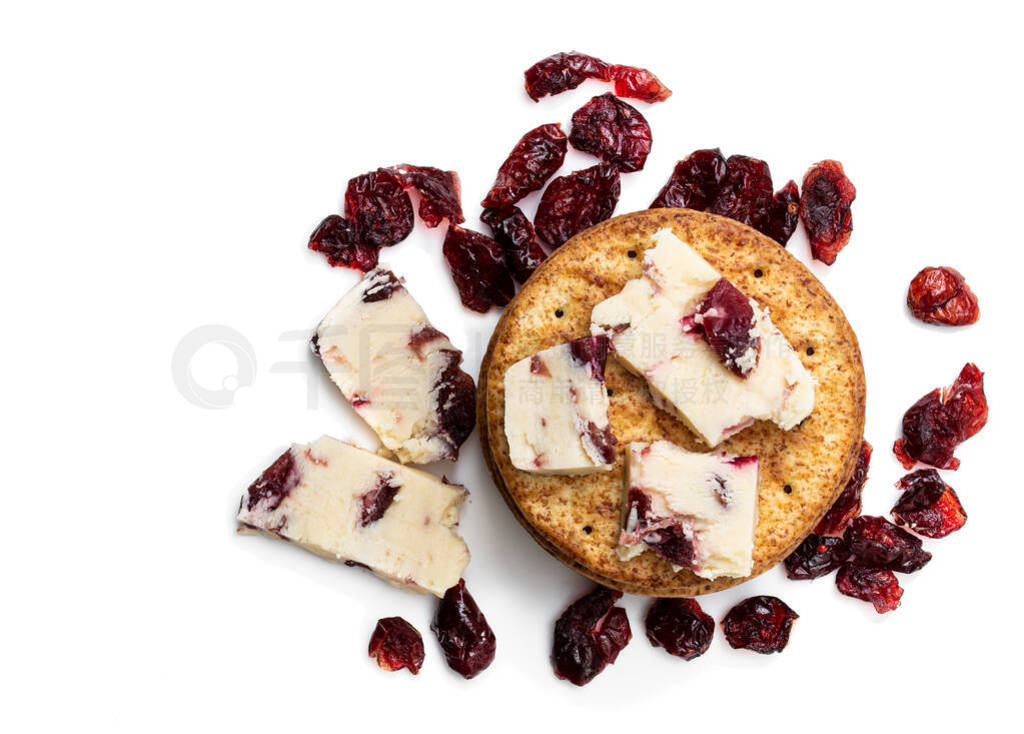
[569, 94, 652, 172]
[431, 349, 477, 460]
[893, 363, 987, 470]
[368, 617, 425, 674]
[386, 164, 464, 228]
[816, 440, 873, 535]
[442, 224, 515, 313]
[784, 533, 848, 580]
[893, 469, 967, 538]
[431, 579, 496, 679]
[836, 563, 903, 614]
[359, 471, 401, 526]
[568, 334, 611, 380]
[308, 215, 379, 272]
[552, 587, 632, 686]
[650, 148, 727, 210]
[622, 487, 694, 568]
[524, 51, 670, 103]
[695, 278, 760, 377]
[709, 155, 774, 229]
[800, 160, 856, 265]
[722, 596, 798, 654]
[760, 180, 800, 246]
[907, 266, 980, 326]
[535, 163, 621, 249]
[644, 598, 714, 660]
[481, 123, 568, 209]
[481, 206, 546, 283]
[344, 170, 414, 248]
[360, 268, 403, 303]
[844, 516, 931, 573]
[244, 449, 300, 513]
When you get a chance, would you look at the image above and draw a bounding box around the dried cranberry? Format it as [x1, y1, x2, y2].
[569, 94, 652, 172]
[359, 472, 401, 526]
[800, 160, 856, 265]
[245, 449, 301, 513]
[816, 440, 873, 535]
[431, 349, 476, 460]
[481, 206, 546, 283]
[709, 155, 774, 229]
[431, 579, 496, 679]
[344, 170, 414, 248]
[783, 533, 848, 580]
[893, 469, 967, 538]
[844, 516, 931, 573]
[607, 64, 672, 103]
[524, 51, 670, 103]
[481, 123, 567, 209]
[535, 163, 621, 249]
[386, 164, 464, 228]
[907, 266, 980, 326]
[760, 180, 800, 246]
[622, 488, 695, 568]
[644, 598, 714, 660]
[722, 596, 799, 654]
[568, 334, 611, 380]
[360, 268, 403, 303]
[836, 563, 903, 614]
[650, 148, 727, 210]
[893, 363, 987, 470]
[696, 278, 760, 377]
[307, 215, 379, 272]
[442, 224, 515, 313]
[552, 587, 632, 686]
[368, 617, 425, 674]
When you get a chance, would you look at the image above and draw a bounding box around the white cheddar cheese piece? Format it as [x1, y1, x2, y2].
[314, 268, 475, 464]
[236, 435, 469, 597]
[503, 336, 617, 474]
[618, 440, 759, 580]
[591, 229, 814, 447]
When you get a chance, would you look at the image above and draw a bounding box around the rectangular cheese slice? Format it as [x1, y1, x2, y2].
[618, 440, 759, 580]
[503, 335, 617, 474]
[236, 435, 469, 596]
[314, 268, 476, 464]
[591, 228, 814, 447]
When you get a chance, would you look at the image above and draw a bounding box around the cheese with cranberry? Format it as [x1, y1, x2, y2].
[314, 268, 475, 464]
[236, 435, 469, 596]
[618, 441, 759, 580]
[504, 336, 617, 474]
[591, 229, 813, 447]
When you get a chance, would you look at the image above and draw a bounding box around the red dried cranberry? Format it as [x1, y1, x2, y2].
[607, 64, 672, 103]
[844, 516, 931, 573]
[760, 180, 800, 246]
[568, 334, 611, 380]
[722, 596, 799, 654]
[360, 268, 403, 303]
[481, 123, 568, 209]
[535, 163, 621, 249]
[552, 587, 632, 686]
[408, 324, 445, 359]
[569, 94, 652, 172]
[442, 224, 515, 313]
[368, 617, 425, 674]
[783, 533, 848, 580]
[696, 278, 760, 377]
[359, 472, 401, 526]
[644, 598, 714, 660]
[836, 563, 903, 614]
[431, 579, 496, 679]
[308, 215, 379, 272]
[431, 349, 476, 460]
[244, 449, 301, 513]
[524, 52, 670, 103]
[893, 363, 987, 470]
[481, 206, 546, 283]
[893, 469, 967, 538]
[386, 164, 464, 228]
[800, 160, 856, 265]
[816, 440, 873, 535]
[907, 267, 980, 326]
[622, 487, 695, 568]
[650, 148, 727, 210]
[709, 155, 774, 229]
[344, 170, 414, 248]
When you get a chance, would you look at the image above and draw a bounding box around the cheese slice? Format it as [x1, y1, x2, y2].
[618, 440, 759, 580]
[591, 229, 814, 446]
[314, 268, 475, 464]
[236, 435, 469, 596]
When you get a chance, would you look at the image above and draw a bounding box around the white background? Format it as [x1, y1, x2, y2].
[3, 1, 1021, 731]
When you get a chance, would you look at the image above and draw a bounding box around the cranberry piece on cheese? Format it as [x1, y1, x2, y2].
[368, 617, 425, 674]
[695, 278, 760, 378]
[722, 596, 799, 654]
[552, 587, 632, 686]
[431, 579, 497, 679]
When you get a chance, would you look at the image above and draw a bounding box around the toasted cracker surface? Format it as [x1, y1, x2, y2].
[478, 209, 865, 596]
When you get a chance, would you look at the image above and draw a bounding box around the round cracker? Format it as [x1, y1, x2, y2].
[477, 209, 866, 596]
